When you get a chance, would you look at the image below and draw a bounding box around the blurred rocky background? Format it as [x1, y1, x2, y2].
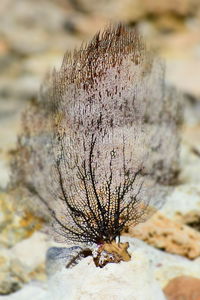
[0, 0, 200, 299]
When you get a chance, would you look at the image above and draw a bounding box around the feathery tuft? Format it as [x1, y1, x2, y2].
[11, 24, 181, 247]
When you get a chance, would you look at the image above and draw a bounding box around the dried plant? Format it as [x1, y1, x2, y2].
[11, 24, 181, 267]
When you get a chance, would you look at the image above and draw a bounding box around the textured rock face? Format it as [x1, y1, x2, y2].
[179, 210, 200, 231]
[0, 283, 47, 300]
[126, 211, 200, 259]
[45, 237, 200, 299]
[67, 0, 200, 20]
[46, 246, 84, 276]
[163, 276, 200, 300]
[125, 238, 200, 288]
[0, 193, 44, 248]
[0, 232, 48, 295]
[0, 249, 26, 295]
[2, 237, 200, 299]
[47, 244, 166, 300]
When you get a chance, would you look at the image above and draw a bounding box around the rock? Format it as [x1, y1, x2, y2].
[182, 124, 200, 154]
[62, 13, 107, 36]
[162, 31, 200, 98]
[0, 282, 47, 300]
[11, 232, 49, 271]
[0, 232, 50, 295]
[46, 237, 200, 298]
[0, 193, 44, 248]
[179, 210, 200, 231]
[0, 99, 26, 190]
[125, 211, 200, 259]
[160, 184, 200, 221]
[182, 94, 200, 126]
[0, 159, 9, 190]
[0, 249, 29, 295]
[68, 0, 200, 21]
[0, 0, 69, 53]
[46, 246, 83, 276]
[179, 144, 200, 184]
[47, 241, 166, 300]
[124, 237, 200, 288]
[163, 276, 200, 300]
[2, 238, 200, 299]
[141, 0, 200, 17]
[0, 77, 41, 101]
[166, 58, 200, 98]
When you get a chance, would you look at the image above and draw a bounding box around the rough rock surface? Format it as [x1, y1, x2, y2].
[163, 276, 200, 300]
[179, 210, 200, 231]
[160, 184, 200, 222]
[0, 193, 44, 248]
[0, 283, 47, 300]
[0, 232, 48, 295]
[67, 0, 200, 20]
[127, 238, 200, 288]
[44, 237, 200, 299]
[126, 211, 200, 259]
[0, 249, 27, 295]
[2, 237, 200, 299]
[46, 246, 84, 276]
[47, 240, 166, 300]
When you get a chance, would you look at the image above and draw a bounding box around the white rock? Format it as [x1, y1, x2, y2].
[161, 184, 200, 219]
[46, 246, 83, 276]
[47, 238, 166, 300]
[126, 238, 200, 288]
[11, 232, 50, 271]
[179, 143, 200, 184]
[4, 237, 200, 299]
[0, 159, 9, 189]
[0, 283, 47, 300]
[166, 58, 200, 97]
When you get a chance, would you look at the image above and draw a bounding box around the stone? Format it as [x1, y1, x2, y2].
[0, 99, 26, 190]
[0, 283, 47, 300]
[125, 237, 200, 288]
[179, 125, 200, 184]
[0, 193, 44, 248]
[160, 184, 200, 220]
[0, 249, 28, 295]
[141, 0, 200, 17]
[47, 241, 166, 300]
[0, 232, 50, 295]
[125, 211, 200, 259]
[179, 145, 200, 185]
[179, 210, 200, 231]
[182, 124, 200, 158]
[11, 232, 49, 271]
[46, 237, 200, 298]
[46, 246, 83, 276]
[163, 276, 200, 300]
[67, 0, 200, 22]
[3, 237, 200, 299]
[0, 159, 9, 190]
[161, 31, 200, 98]
[182, 94, 200, 126]
[166, 58, 200, 98]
